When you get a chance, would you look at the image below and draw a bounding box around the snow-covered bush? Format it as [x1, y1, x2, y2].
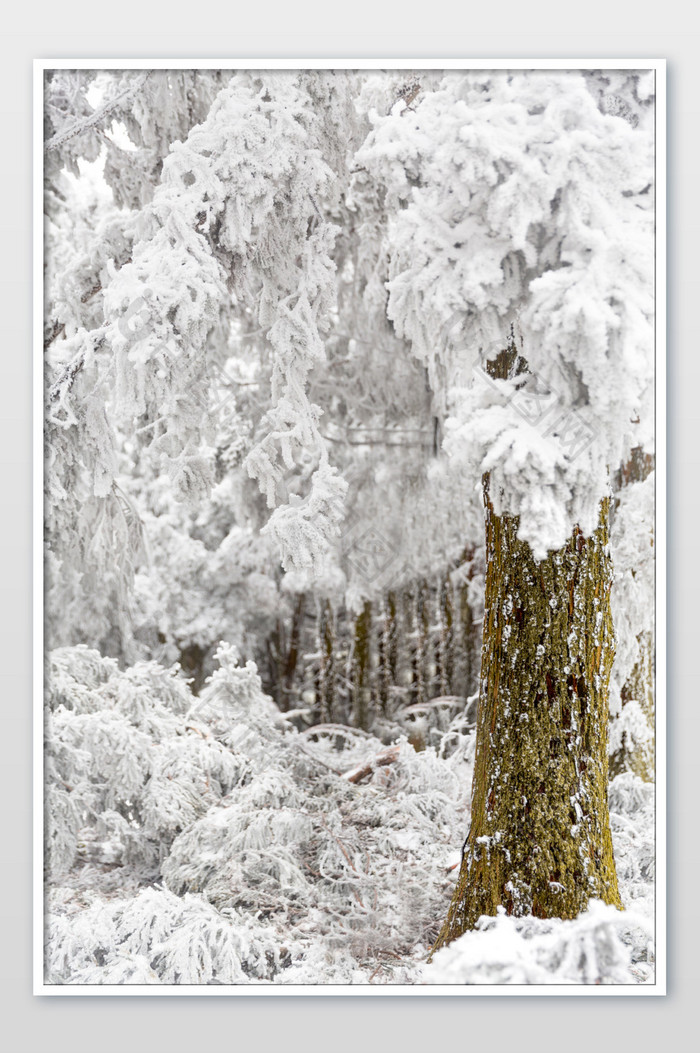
[46, 644, 244, 880]
[426, 899, 653, 986]
[45, 644, 654, 985]
[45, 643, 467, 983]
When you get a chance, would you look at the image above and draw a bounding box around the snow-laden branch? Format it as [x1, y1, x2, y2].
[359, 71, 654, 557]
[44, 72, 151, 153]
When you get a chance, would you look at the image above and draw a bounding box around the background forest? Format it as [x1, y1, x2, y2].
[43, 66, 656, 985]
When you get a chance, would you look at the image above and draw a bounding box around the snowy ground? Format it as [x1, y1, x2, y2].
[44, 644, 655, 986]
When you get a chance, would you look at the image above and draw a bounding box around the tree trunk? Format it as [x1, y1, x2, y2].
[458, 548, 478, 700]
[609, 447, 655, 782]
[437, 575, 454, 697]
[315, 599, 335, 724]
[279, 593, 306, 712]
[609, 628, 655, 782]
[432, 478, 622, 951]
[378, 591, 399, 717]
[352, 600, 372, 730]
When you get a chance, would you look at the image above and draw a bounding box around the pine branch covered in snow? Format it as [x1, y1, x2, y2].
[359, 71, 654, 557]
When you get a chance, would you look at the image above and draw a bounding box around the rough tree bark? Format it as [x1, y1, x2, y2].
[352, 600, 373, 730]
[432, 345, 622, 952]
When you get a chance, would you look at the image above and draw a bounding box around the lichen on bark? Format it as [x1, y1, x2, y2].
[432, 338, 621, 952]
[432, 481, 622, 951]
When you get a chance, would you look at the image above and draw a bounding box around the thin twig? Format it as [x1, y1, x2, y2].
[48, 348, 87, 404]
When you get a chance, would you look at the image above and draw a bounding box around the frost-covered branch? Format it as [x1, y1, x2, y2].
[44, 73, 151, 153]
[359, 71, 654, 556]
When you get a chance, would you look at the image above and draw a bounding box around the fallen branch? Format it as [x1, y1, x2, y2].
[343, 745, 400, 785]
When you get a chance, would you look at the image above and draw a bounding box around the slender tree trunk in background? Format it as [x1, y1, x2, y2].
[265, 622, 284, 708]
[610, 629, 654, 782]
[177, 642, 208, 696]
[316, 599, 335, 724]
[432, 342, 621, 952]
[280, 593, 306, 712]
[352, 600, 372, 730]
[378, 591, 398, 717]
[437, 576, 454, 697]
[610, 446, 655, 783]
[406, 584, 430, 705]
[458, 549, 477, 700]
[417, 580, 432, 701]
[391, 590, 412, 704]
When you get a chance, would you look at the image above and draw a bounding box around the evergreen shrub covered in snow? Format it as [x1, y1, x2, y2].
[45, 644, 654, 985]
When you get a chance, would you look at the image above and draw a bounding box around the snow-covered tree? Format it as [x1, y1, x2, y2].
[43, 66, 656, 985]
[358, 70, 654, 940]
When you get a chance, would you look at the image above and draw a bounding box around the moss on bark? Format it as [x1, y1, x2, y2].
[432, 481, 621, 952]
